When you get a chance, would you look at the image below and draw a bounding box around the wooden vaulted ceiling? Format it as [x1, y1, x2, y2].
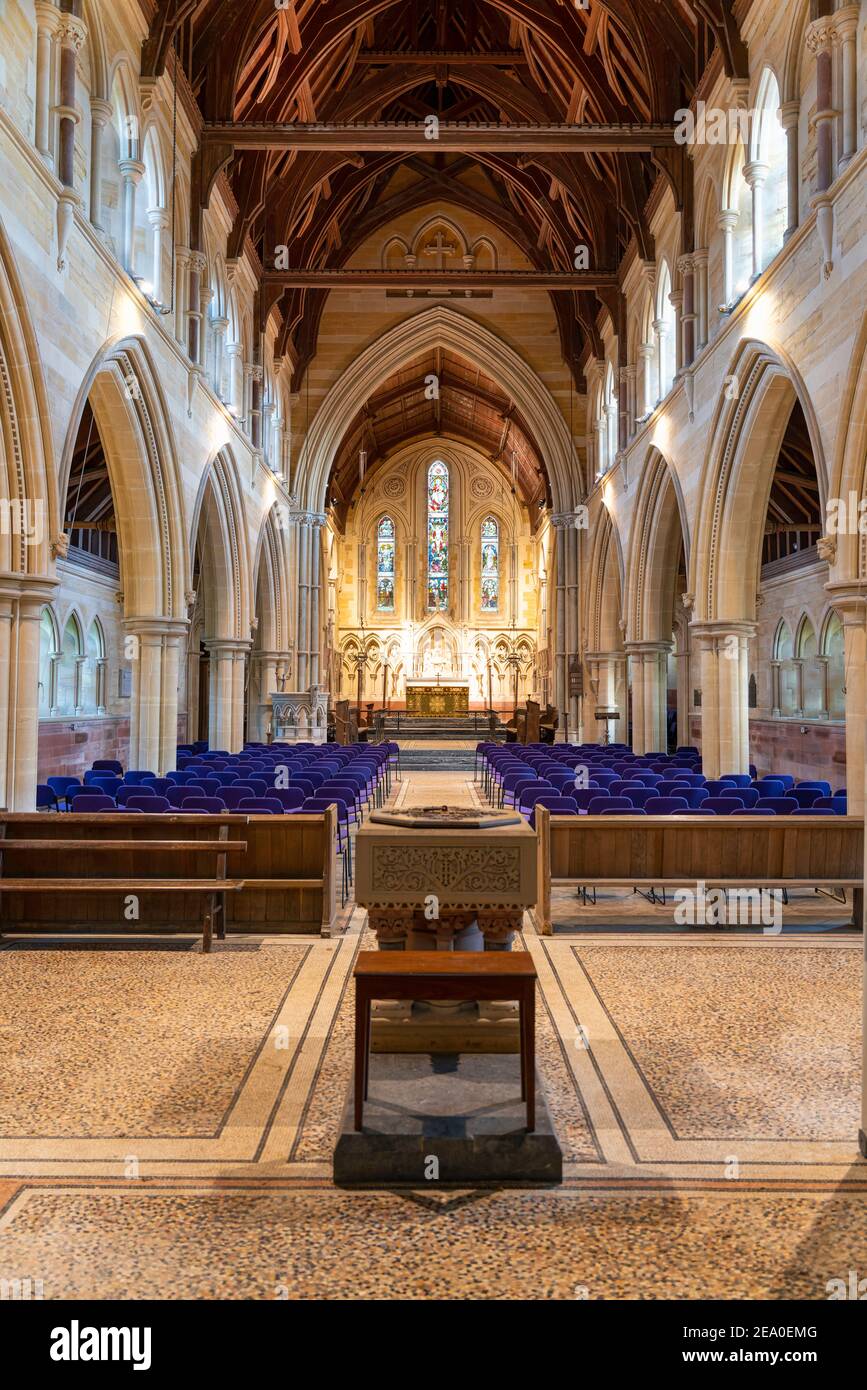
[327, 347, 549, 525]
[762, 400, 822, 567]
[142, 0, 748, 487]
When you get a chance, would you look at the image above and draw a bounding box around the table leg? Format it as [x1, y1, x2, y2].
[525, 985, 536, 1132]
[354, 987, 366, 1130]
[363, 998, 371, 1101]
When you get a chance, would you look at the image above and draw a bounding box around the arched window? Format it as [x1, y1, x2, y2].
[724, 141, 753, 303]
[603, 362, 618, 469]
[823, 611, 845, 719]
[774, 619, 796, 716]
[79, 620, 106, 715]
[38, 608, 58, 718]
[427, 461, 449, 610]
[655, 262, 676, 401]
[481, 516, 499, 611]
[750, 69, 787, 273]
[376, 516, 396, 611]
[56, 615, 83, 716]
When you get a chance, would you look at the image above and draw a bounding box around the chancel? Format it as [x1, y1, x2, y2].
[0, 0, 865, 1320]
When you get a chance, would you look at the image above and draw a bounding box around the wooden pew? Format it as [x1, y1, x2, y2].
[532, 806, 865, 935]
[225, 807, 337, 937]
[0, 814, 246, 952]
[0, 805, 338, 943]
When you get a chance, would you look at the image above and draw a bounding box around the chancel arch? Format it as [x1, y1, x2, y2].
[296, 305, 581, 517]
[334, 439, 541, 710]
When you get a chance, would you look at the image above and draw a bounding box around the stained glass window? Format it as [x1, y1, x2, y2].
[376, 515, 395, 611]
[427, 461, 449, 610]
[481, 516, 499, 611]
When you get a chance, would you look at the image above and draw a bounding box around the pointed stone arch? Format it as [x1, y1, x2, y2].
[691, 337, 827, 625]
[60, 336, 189, 773]
[61, 336, 188, 623]
[0, 217, 60, 806]
[249, 504, 292, 740]
[296, 306, 581, 515]
[625, 448, 690, 754]
[190, 449, 251, 751]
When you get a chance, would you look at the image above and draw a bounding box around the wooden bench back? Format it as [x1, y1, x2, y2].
[225, 810, 336, 934]
[0, 809, 337, 936]
[533, 806, 865, 935]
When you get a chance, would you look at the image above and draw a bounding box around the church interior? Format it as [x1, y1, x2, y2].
[0, 0, 866, 1315]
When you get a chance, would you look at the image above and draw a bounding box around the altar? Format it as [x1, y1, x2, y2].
[405, 678, 469, 717]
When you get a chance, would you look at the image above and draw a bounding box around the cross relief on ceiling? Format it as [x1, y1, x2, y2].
[382, 218, 498, 299]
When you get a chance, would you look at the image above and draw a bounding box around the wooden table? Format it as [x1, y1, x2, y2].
[353, 950, 537, 1131]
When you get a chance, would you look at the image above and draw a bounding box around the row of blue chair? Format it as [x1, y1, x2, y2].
[477, 741, 847, 818]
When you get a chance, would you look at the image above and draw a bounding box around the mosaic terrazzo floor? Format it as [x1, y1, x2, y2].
[0, 768, 864, 1299]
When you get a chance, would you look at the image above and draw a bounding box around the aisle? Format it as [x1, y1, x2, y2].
[389, 766, 481, 809]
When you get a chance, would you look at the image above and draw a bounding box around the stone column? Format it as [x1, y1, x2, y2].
[780, 101, 801, 241]
[57, 10, 86, 188]
[693, 249, 709, 348]
[638, 342, 653, 419]
[262, 401, 276, 468]
[74, 654, 87, 713]
[669, 288, 684, 376]
[770, 659, 782, 717]
[34, 2, 61, 168]
[174, 246, 191, 347]
[119, 159, 145, 276]
[158, 626, 185, 772]
[88, 97, 112, 231]
[678, 255, 695, 368]
[186, 250, 207, 366]
[296, 517, 311, 691]
[552, 515, 569, 730]
[146, 207, 169, 304]
[653, 318, 668, 402]
[692, 622, 754, 779]
[832, 592, 866, 817]
[833, 6, 859, 171]
[126, 623, 163, 773]
[718, 210, 738, 305]
[624, 365, 637, 440]
[206, 639, 248, 753]
[211, 317, 229, 399]
[792, 657, 806, 717]
[56, 11, 86, 272]
[309, 517, 324, 689]
[250, 364, 264, 451]
[49, 650, 62, 715]
[626, 642, 671, 755]
[743, 161, 769, 278]
[604, 401, 618, 471]
[96, 656, 107, 715]
[807, 17, 836, 277]
[565, 520, 580, 741]
[675, 629, 691, 750]
[226, 343, 244, 417]
[0, 584, 55, 811]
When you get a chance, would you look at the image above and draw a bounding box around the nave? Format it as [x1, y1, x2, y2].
[0, 749, 864, 1302]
